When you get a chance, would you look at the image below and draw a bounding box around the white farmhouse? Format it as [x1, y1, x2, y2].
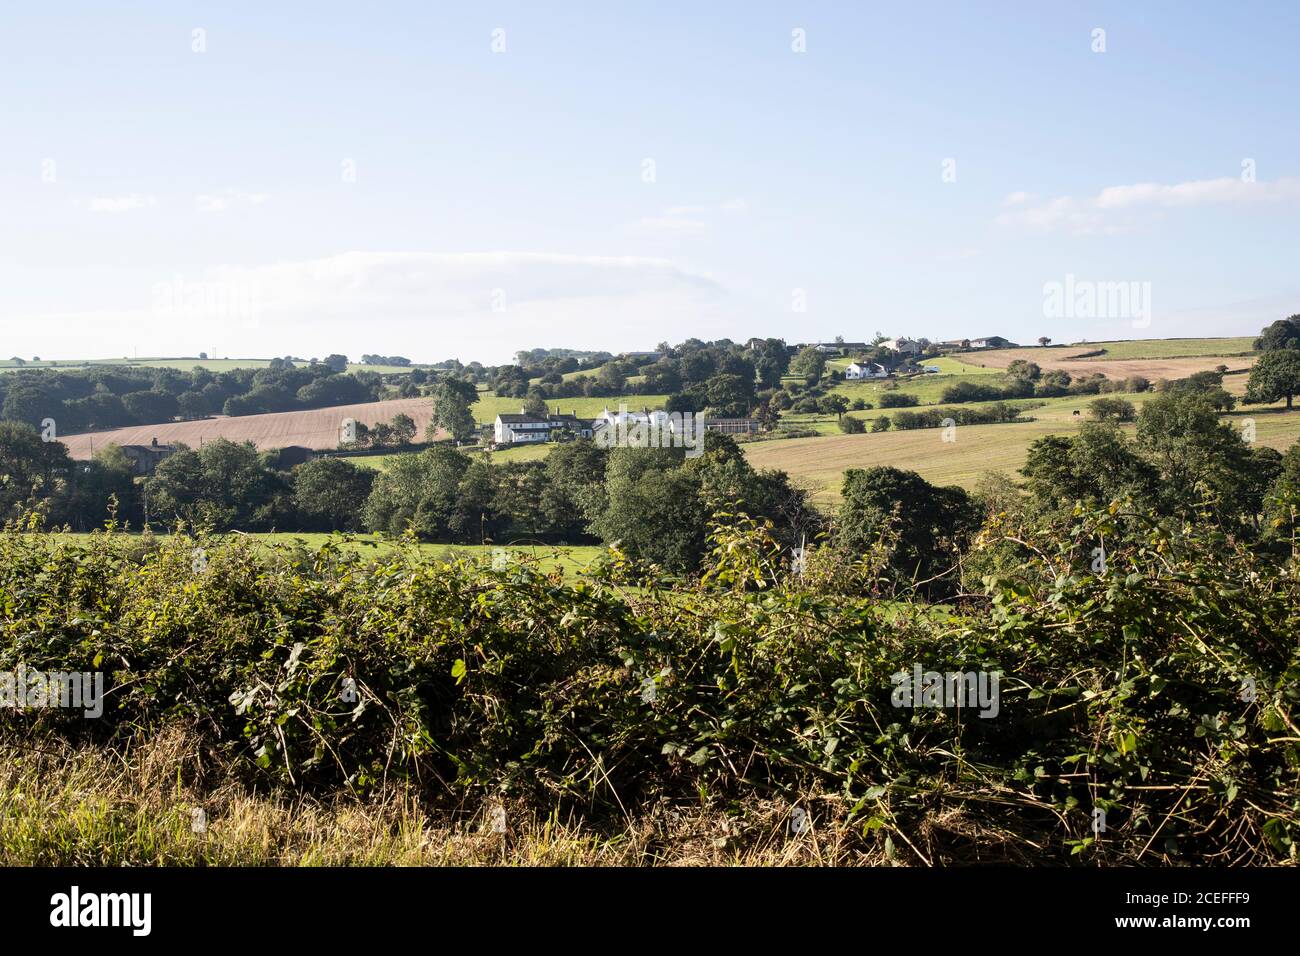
[494, 411, 552, 445]
[844, 362, 888, 380]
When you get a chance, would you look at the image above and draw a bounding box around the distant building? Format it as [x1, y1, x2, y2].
[704, 418, 761, 435]
[879, 337, 922, 355]
[119, 438, 176, 476]
[494, 408, 597, 446]
[845, 362, 889, 380]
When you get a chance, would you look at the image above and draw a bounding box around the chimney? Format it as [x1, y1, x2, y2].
[151, 437, 158, 447]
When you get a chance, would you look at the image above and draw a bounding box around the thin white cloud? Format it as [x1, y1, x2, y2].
[631, 198, 748, 234]
[195, 188, 270, 213]
[0, 251, 733, 364]
[996, 176, 1300, 234]
[89, 194, 157, 214]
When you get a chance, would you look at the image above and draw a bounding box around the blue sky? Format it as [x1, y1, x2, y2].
[3, 1, 1299, 364]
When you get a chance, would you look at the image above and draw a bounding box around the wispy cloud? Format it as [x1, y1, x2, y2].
[88, 194, 157, 214]
[996, 177, 1300, 234]
[631, 198, 748, 234]
[0, 251, 732, 363]
[195, 188, 270, 213]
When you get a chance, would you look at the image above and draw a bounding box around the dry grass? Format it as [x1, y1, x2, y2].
[953, 345, 1257, 381]
[747, 398, 1300, 500]
[0, 729, 884, 866]
[59, 397, 439, 460]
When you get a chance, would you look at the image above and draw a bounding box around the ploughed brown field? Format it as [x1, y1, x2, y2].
[954, 346, 1256, 381]
[60, 397, 439, 459]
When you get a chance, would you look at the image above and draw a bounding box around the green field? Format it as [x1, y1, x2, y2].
[0, 357, 418, 374]
[471, 390, 668, 424]
[41, 531, 604, 575]
[829, 357, 1007, 407]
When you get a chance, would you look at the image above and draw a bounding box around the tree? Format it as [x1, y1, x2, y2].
[590, 448, 709, 571]
[837, 466, 975, 594]
[145, 438, 289, 530]
[322, 354, 349, 372]
[789, 346, 826, 385]
[540, 439, 608, 540]
[0, 421, 72, 521]
[362, 446, 471, 538]
[389, 413, 417, 446]
[1006, 359, 1040, 381]
[431, 380, 480, 443]
[1088, 397, 1136, 422]
[1022, 424, 1156, 510]
[177, 391, 208, 420]
[523, 390, 549, 418]
[1038, 337, 1051, 347]
[704, 373, 755, 418]
[597, 363, 627, 392]
[61, 443, 139, 531]
[821, 394, 849, 419]
[292, 457, 374, 531]
[1136, 392, 1255, 518]
[1245, 349, 1300, 409]
[1254, 314, 1300, 352]
[752, 338, 790, 388]
[122, 390, 179, 424]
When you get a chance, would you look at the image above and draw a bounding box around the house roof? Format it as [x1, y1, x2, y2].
[497, 414, 549, 424]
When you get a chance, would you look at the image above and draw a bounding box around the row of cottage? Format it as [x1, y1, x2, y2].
[493, 406, 760, 446]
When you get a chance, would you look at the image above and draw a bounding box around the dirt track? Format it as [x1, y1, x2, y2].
[60, 397, 438, 459]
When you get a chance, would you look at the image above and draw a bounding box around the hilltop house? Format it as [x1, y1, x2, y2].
[879, 337, 922, 355]
[844, 362, 889, 380]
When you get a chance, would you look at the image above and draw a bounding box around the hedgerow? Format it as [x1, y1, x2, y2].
[0, 509, 1296, 865]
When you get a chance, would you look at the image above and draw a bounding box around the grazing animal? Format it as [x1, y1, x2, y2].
[1072, 410, 1081, 416]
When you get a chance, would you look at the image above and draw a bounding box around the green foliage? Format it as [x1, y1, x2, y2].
[1245, 349, 1300, 409]
[789, 346, 827, 385]
[1254, 314, 1300, 352]
[837, 466, 976, 595]
[1088, 397, 1137, 422]
[3, 506, 1296, 864]
[292, 458, 375, 532]
[878, 391, 919, 408]
[145, 438, 291, 531]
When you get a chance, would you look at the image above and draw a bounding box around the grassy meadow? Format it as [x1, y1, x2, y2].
[0, 357, 421, 375]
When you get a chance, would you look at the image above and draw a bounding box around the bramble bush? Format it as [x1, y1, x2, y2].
[0, 507, 1296, 864]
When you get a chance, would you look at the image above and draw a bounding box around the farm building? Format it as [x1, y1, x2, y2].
[845, 362, 888, 380]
